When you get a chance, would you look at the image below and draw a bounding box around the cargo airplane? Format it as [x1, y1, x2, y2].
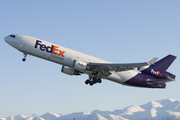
[4, 34, 176, 88]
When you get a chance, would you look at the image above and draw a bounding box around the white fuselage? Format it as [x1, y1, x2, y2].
[4, 34, 139, 85]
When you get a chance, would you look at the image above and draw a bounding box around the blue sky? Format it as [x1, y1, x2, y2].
[0, 0, 180, 117]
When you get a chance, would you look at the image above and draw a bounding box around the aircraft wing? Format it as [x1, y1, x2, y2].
[88, 62, 148, 72]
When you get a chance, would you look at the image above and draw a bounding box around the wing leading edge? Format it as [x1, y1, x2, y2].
[88, 62, 148, 72]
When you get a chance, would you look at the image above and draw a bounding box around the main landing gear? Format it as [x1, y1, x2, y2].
[85, 77, 102, 86]
[22, 53, 28, 62]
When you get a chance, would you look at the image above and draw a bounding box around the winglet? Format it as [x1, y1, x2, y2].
[148, 57, 158, 65]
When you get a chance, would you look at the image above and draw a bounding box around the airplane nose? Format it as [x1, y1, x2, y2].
[4, 36, 10, 43]
[4, 35, 18, 48]
[4, 35, 15, 44]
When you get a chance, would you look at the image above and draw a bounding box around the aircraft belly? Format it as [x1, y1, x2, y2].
[116, 70, 139, 83]
[106, 72, 123, 84]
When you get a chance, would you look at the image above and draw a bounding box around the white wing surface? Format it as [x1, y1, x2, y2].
[88, 62, 148, 72]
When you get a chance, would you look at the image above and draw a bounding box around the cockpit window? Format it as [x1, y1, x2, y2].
[10, 35, 15, 38]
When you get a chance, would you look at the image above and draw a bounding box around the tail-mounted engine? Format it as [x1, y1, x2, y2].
[138, 65, 149, 72]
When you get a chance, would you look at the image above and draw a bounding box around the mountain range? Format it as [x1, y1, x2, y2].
[1, 99, 180, 120]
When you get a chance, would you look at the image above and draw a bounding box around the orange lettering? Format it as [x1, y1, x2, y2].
[52, 45, 59, 55]
[58, 50, 65, 57]
[157, 72, 163, 76]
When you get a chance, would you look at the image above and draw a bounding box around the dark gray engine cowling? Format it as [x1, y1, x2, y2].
[61, 66, 80, 76]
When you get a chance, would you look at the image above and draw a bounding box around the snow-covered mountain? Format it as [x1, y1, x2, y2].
[40, 112, 60, 120]
[1, 99, 180, 120]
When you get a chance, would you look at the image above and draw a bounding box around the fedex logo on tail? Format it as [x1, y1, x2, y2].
[151, 69, 163, 76]
[34, 40, 65, 57]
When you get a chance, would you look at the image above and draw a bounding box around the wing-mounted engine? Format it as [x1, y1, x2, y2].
[61, 66, 81, 76]
[61, 60, 91, 76]
[73, 60, 90, 71]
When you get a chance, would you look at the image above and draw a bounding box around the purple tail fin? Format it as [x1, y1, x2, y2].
[141, 54, 176, 82]
[150, 54, 177, 71]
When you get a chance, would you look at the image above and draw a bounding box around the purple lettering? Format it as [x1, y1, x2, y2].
[34, 40, 42, 48]
[40, 44, 46, 51]
[35, 40, 53, 53]
[46, 45, 53, 53]
[34, 40, 65, 57]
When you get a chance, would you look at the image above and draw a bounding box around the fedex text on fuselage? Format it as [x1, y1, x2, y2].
[34, 40, 65, 57]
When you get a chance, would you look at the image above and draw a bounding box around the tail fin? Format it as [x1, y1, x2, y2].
[141, 54, 177, 80]
[150, 54, 177, 71]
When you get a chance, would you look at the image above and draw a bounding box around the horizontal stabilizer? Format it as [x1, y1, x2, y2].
[147, 79, 175, 84]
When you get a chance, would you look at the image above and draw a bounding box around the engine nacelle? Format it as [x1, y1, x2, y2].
[73, 60, 89, 71]
[61, 66, 80, 76]
[138, 65, 150, 72]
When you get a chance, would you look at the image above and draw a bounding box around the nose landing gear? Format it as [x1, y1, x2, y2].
[22, 53, 28, 62]
[85, 77, 102, 86]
